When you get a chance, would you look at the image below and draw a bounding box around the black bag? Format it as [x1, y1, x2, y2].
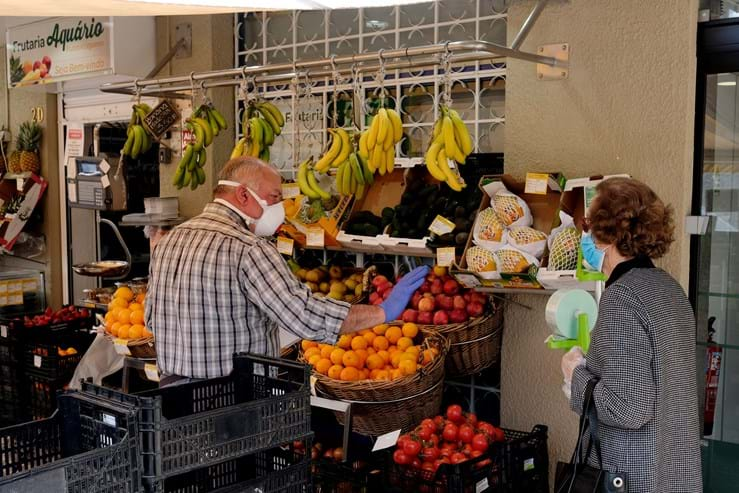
[554, 378, 628, 493]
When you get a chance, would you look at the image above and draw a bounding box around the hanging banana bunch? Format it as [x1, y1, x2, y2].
[172, 104, 227, 191]
[335, 149, 374, 200]
[231, 100, 285, 162]
[297, 157, 332, 200]
[313, 127, 352, 173]
[423, 105, 472, 192]
[121, 103, 154, 160]
[364, 107, 403, 177]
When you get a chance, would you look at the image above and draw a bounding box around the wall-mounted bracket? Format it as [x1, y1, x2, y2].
[537, 43, 569, 81]
[175, 22, 192, 59]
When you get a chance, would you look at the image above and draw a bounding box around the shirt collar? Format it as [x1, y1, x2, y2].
[606, 255, 655, 288]
[209, 199, 254, 231]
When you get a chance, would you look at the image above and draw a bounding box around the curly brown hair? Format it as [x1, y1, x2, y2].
[589, 177, 675, 259]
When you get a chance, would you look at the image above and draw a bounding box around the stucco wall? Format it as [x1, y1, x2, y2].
[502, 0, 698, 483]
[155, 14, 235, 219]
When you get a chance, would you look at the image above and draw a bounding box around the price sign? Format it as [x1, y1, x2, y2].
[0, 325, 7, 339]
[436, 247, 456, 267]
[33, 355, 42, 368]
[282, 183, 300, 199]
[372, 429, 402, 452]
[277, 236, 294, 256]
[113, 339, 132, 356]
[476, 477, 489, 493]
[306, 228, 324, 248]
[309, 375, 318, 396]
[144, 364, 160, 382]
[428, 215, 455, 236]
[143, 100, 180, 138]
[524, 172, 549, 195]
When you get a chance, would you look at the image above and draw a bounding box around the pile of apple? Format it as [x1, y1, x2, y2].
[368, 266, 488, 325]
[18, 306, 90, 328]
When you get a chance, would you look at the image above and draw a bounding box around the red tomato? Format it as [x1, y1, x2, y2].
[446, 404, 464, 424]
[397, 434, 411, 449]
[411, 458, 422, 470]
[429, 434, 440, 447]
[450, 452, 467, 464]
[493, 427, 505, 442]
[433, 415, 446, 431]
[470, 449, 484, 459]
[422, 447, 440, 462]
[292, 440, 305, 450]
[403, 439, 422, 457]
[421, 461, 435, 473]
[418, 426, 432, 441]
[442, 423, 458, 442]
[462, 444, 473, 456]
[421, 418, 436, 431]
[472, 433, 489, 452]
[393, 449, 410, 465]
[466, 413, 478, 426]
[458, 424, 474, 444]
[477, 422, 495, 436]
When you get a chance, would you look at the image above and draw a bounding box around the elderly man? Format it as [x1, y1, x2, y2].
[146, 157, 427, 386]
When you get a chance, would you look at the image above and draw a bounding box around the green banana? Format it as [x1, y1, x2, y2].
[210, 106, 228, 130]
[358, 152, 374, 185]
[131, 125, 145, 159]
[196, 167, 206, 185]
[182, 169, 192, 187]
[258, 101, 284, 128]
[335, 163, 345, 195]
[198, 148, 207, 167]
[259, 147, 270, 162]
[122, 127, 134, 156]
[189, 122, 204, 152]
[172, 163, 185, 189]
[258, 106, 282, 136]
[350, 153, 365, 186]
[342, 159, 353, 195]
[187, 153, 198, 171]
[261, 117, 275, 146]
[192, 117, 213, 146]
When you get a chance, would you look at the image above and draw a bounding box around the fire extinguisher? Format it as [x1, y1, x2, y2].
[703, 316, 722, 436]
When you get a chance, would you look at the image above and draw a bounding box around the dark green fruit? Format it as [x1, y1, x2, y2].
[455, 232, 469, 245]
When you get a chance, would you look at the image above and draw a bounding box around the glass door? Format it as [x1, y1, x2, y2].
[694, 19, 739, 493]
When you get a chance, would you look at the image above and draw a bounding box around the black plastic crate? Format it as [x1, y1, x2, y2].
[0, 389, 141, 493]
[80, 353, 312, 490]
[160, 438, 312, 493]
[0, 363, 27, 426]
[502, 425, 548, 493]
[0, 318, 23, 364]
[24, 330, 95, 380]
[312, 458, 385, 493]
[27, 373, 70, 420]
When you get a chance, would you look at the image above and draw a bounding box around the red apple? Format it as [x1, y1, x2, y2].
[401, 309, 419, 323]
[42, 55, 51, 70]
[427, 273, 437, 282]
[423, 292, 434, 299]
[449, 309, 468, 323]
[433, 310, 449, 325]
[33, 60, 41, 71]
[411, 292, 422, 309]
[443, 279, 460, 296]
[372, 275, 389, 288]
[38, 63, 48, 78]
[466, 301, 484, 318]
[419, 281, 431, 294]
[463, 292, 472, 303]
[369, 292, 380, 304]
[430, 279, 443, 295]
[453, 295, 466, 310]
[419, 297, 436, 313]
[470, 292, 487, 306]
[437, 294, 454, 311]
[376, 281, 393, 295]
[382, 289, 392, 300]
[371, 297, 383, 305]
[418, 311, 434, 325]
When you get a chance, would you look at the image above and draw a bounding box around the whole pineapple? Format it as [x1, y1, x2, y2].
[18, 121, 41, 174]
[7, 146, 21, 174]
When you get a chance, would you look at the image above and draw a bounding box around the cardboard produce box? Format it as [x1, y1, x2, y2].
[282, 193, 353, 248]
[452, 173, 565, 290]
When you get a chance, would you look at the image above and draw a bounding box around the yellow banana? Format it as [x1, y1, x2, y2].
[359, 130, 369, 156]
[437, 148, 464, 191]
[193, 117, 213, 147]
[332, 128, 352, 167]
[342, 160, 353, 195]
[172, 163, 185, 189]
[385, 146, 395, 174]
[449, 109, 473, 156]
[315, 130, 342, 172]
[441, 116, 459, 161]
[386, 108, 403, 143]
[307, 166, 331, 200]
[369, 147, 382, 173]
[367, 114, 380, 150]
[190, 122, 204, 152]
[355, 182, 366, 200]
[335, 162, 346, 195]
[376, 109, 389, 146]
[297, 160, 320, 199]
[122, 127, 134, 156]
[358, 152, 374, 185]
[207, 108, 220, 137]
[424, 142, 447, 181]
[231, 137, 246, 159]
[432, 118, 443, 140]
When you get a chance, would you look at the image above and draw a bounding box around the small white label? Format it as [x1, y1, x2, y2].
[524, 457, 535, 471]
[428, 215, 455, 236]
[309, 375, 317, 397]
[99, 159, 111, 174]
[100, 174, 110, 189]
[67, 182, 77, 203]
[476, 477, 489, 493]
[524, 172, 549, 195]
[282, 183, 300, 199]
[144, 363, 160, 382]
[455, 273, 482, 288]
[102, 413, 117, 428]
[0, 325, 7, 338]
[16, 178, 24, 191]
[277, 236, 294, 256]
[372, 429, 401, 452]
[306, 228, 324, 248]
[436, 247, 456, 267]
[113, 339, 132, 356]
[33, 355, 42, 368]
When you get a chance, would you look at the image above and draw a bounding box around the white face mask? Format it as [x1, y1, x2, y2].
[218, 180, 285, 236]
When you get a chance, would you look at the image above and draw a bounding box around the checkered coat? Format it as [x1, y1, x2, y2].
[570, 268, 702, 493]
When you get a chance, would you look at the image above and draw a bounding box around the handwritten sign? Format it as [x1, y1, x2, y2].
[525, 173, 549, 195]
[277, 236, 294, 256]
[143, 100, 179, 138]
[436, 247, 456, 267]
[428, 215, 455, 236]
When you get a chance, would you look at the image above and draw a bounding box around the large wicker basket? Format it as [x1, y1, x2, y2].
[311, 329, 449, 436]
[419, 299, 503, 377]
[104, 333, 156, 359]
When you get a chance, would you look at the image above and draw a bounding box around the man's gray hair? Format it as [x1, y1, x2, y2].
[213, 157, 279, 195]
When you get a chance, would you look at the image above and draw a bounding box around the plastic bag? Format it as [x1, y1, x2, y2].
[492, 189, 532, 227]
[68, 331, 124, 390]
[504, 226, 547, 259]
[494, 246, 540, 274]
[547, 212, 580, 271]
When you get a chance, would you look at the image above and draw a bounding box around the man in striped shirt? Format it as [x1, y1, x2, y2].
[146, 157, 427, 386]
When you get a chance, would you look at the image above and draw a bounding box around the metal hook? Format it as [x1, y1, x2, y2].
[133, 78, 142, 102]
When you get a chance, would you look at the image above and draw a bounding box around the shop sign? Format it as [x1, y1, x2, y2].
[6, 17, 112, 88]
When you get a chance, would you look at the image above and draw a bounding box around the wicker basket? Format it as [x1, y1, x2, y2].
[104, 333, 156, 359]
[311, 329, 449, 436]
[419, 300, 503, 377]
[344, 265, 376, 305]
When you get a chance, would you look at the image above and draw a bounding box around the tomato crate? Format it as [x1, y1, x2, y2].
[0, 388, 141, 493]
[312, 458, 385, 493]
[157, 438, 312, 493]
[24, 330, 95, 381]
[78, 353, 312, 491]
[26, 373, 72, 420]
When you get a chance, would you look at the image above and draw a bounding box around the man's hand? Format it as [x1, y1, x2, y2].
[379, 266, 430, 323]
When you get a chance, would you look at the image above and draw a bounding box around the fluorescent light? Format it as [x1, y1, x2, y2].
[718, 81, 737, 86]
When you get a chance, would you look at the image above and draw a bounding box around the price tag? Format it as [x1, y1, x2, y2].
[524, 172, 549, 195]
[144, 363, 160, 382]
[100, 174, 110, 189]
[277, 236, 294, 256]
[476, 477, 489, 493]
[524, 457, 535, 471]
[16, 178, 24, 191]
[113, 338, 132, 356]
[306, 228, 324, 248]
[282, 183, 300, 199]
[309, 375, 317, 396]
[455, 273, 482, 288]
[22, 279, 38, 292]
[99, 159, 111, 174]
[102, 413, 117, 428]
[372, 429, 401, 452]
[0, 325, 7, 339]
[428, 215, 455, 236]
[143, 100, 180, 138]
[436, 247, 456, 267]
[33, 355, 42, 368]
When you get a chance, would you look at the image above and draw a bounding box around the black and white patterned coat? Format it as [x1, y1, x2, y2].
[570, 266, 702, 493]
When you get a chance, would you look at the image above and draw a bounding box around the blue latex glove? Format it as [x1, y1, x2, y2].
[379, 265, 430, 322]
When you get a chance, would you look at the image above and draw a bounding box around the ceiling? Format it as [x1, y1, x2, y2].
[0, 1, 261, 16]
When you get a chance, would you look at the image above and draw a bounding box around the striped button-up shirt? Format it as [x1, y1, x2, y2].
[145, 202, 350, 378]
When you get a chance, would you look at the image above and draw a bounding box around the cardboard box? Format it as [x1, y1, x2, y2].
[452, 173, 565, 290]
[283, 194, 353, 248]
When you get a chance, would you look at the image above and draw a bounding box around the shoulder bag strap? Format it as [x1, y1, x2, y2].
[572, 377, 598, 465]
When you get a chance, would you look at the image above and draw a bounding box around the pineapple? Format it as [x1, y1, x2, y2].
[18, 121, 41, 174]
[7, 150, 21, 174]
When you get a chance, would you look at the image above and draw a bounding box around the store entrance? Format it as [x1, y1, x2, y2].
[693, 18, 739, 493]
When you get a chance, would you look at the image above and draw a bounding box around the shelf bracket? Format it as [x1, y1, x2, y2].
[537, 43, 570, 80]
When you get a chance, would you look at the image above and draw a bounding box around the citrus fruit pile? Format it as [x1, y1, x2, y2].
[302, 323, 438, 382]
[104, 286, 152, 340]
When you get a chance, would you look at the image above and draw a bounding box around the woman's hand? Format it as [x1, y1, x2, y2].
[561, 346, 586, 382]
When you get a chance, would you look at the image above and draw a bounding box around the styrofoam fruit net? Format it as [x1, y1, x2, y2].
[548, 227, 580, 270]
[466, 246, 497, 273]
[476, 208, 504, 242]
[493, 194, 526, 226]
[494, 247, 537, 274]
[507, 227, 547, 245]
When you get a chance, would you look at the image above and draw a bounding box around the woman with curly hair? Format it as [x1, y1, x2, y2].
[560, 177, 702, 493]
